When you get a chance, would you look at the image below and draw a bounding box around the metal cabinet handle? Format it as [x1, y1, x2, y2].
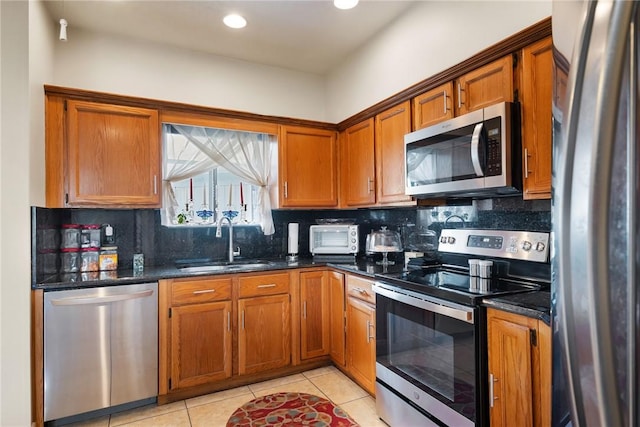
[257, 283, 276, 288]
[192, 289, 215, 295]
[353, 287, 369, 296]
[367, 178, 374, 193]
[284, 181, 288, 199]
[50, 289, 153, 306]
[524, 148, 531, 179]
[443, 90, 448, 115]
[366, 320, 374, 343]
[227, 311, 231, 332]
[153, 175, 158, 195]
[489, 373, 498, 408]
[457, 83, 464, 108]
[303, 301, 307, 319]
[241, 310, 245, 329]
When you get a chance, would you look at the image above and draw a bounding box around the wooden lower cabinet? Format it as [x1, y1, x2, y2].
[329, 271, 346, 366]
[170, 301, 232, 389]
[487, 308, 551, 427]
[299, 270, 330, 360]
[345, 273, 376, 396]
[238, 294, 291, 375]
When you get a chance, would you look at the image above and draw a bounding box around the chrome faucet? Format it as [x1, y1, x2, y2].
[216, 217, 240, 262]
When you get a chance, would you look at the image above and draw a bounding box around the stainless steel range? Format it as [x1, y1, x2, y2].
[373, 229, 550, 427]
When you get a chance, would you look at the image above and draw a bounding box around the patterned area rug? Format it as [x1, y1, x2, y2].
[226, 392, 360, 427]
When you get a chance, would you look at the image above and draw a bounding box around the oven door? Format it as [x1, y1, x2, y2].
[373, 282, 479, 427]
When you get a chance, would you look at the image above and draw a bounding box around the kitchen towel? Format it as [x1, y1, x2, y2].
[288, 223, 299, 255]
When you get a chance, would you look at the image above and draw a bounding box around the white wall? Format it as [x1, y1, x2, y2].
[326, 1, 552, 122]
[54, 29, 328, 121]
[1, 0, 36, 425]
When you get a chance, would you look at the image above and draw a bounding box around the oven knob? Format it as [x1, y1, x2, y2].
[521, 240, 532, 251]
[536, 242, 546, 252]
[447, 236, 456, 244]
[351, 238, 357, 243]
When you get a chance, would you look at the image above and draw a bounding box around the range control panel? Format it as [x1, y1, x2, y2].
[438, 229, 550, 263]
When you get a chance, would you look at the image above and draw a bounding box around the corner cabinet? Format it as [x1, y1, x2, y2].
[341, 119, 376, 207]
[520, 36, 553, 200]
[329, 271, 346, 367]
[46, 96, 161, 207]
[487, 308, 551, 427]
[278, 125, 338, 208]
[340, 101, 414, 208]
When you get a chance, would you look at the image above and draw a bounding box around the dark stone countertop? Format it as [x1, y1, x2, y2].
[483, 290, 551, 325]
[32, 257, 396, 291]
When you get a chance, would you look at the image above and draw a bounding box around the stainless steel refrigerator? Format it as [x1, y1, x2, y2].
[552, 1, 639, 425]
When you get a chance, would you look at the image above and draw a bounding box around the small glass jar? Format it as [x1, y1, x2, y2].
[61, 248, 80, 273]
[99, 246, 118, 271]
[60, 224, 81, 249]
[81, 224, 101, 249]
[80, 248, 100, 272]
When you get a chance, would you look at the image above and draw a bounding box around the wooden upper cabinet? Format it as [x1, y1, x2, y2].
[412, 82, 455, 130]
[279, 125, 338, 208]
[66, 100, 161, 207]
[455, 55, 514, 115]
[521, 37, 553, 200]
[341, 118, 376, 207]
[375, 101, 413, 205]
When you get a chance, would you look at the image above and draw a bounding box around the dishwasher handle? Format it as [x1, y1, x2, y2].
[50, 289, 154, 306]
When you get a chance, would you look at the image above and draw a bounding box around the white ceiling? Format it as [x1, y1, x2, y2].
[42, 0, 419, 75]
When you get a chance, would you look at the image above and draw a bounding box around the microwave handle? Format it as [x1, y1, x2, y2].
[470, 122, 484, 177]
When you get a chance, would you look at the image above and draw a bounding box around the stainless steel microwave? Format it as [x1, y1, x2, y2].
[309, 224, 359, 255]
[404, 102, 521, 198]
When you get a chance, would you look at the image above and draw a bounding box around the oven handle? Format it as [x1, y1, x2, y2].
[470, 122, 484, 177]
[373, 282, 474, 324]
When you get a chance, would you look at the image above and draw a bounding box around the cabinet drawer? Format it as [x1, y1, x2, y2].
[239, 273, 290, 298]
[346, 275, 375, 305]
[171, 277, 232, 305]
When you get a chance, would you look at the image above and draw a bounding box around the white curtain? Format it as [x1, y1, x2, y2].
[169, 124, 276, 235]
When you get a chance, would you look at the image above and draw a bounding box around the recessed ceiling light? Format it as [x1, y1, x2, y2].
[223, 14, 247, 29]
[334, 0, 359, 10]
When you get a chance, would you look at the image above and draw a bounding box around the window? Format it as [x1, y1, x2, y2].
[161, 124, 277, 234]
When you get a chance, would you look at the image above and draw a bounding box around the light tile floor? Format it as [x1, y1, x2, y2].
[67, 366, 387, 427]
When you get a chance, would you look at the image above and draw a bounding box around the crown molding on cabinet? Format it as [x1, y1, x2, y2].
[337, 16, 551, 131]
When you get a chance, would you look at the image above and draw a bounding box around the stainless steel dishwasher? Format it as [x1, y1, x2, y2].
[44, 282, 158, 422]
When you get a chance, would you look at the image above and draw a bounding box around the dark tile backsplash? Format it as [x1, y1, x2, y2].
[32, 196, 550, 282]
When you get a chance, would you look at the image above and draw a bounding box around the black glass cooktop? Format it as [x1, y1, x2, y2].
[375, 266, 544, 306]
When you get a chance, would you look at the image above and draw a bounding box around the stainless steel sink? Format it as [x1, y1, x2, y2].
[178, 261, 274, 273]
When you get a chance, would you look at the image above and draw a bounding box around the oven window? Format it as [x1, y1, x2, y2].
[377, 296, 477, 421]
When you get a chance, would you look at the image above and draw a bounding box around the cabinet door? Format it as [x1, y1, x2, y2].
[66, 100, 161, 207]
[300, 271, 330, 360]
[455, 55, 514, 115]
[521, 37, 553, 200]
[279, 126, 338, 207]
[329, 271, 346, 366]
[412, 82, 455, 130]
[487, 309, 536, 427]
[375, 101, 414, 205]
[170, 301, 232, 390]
[238, 294, 291, 375]
[346, 296, 376, 395]
[341, 118, 376, 207]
